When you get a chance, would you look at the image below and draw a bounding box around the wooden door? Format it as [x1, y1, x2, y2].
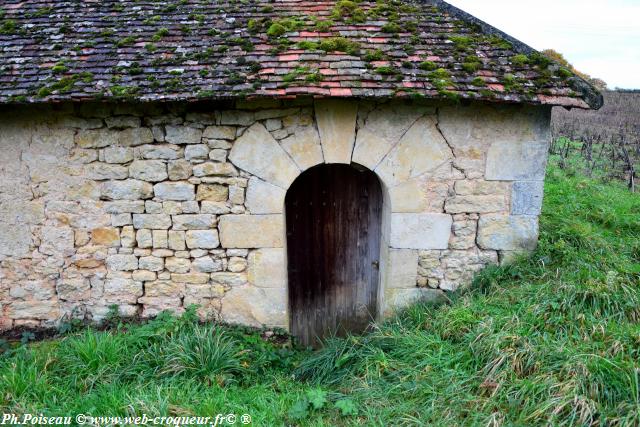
[286, 164, 383, 347]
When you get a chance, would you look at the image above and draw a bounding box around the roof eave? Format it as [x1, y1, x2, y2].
[428, 0, 604, 110]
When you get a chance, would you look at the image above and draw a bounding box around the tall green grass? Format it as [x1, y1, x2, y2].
[1, 161, 639, 425]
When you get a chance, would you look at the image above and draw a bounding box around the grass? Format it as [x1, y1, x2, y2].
[1, 159, 639, 425]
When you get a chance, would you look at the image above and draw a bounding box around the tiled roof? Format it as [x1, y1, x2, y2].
[0, 0, 603, 108]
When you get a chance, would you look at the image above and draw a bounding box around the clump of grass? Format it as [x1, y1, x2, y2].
[331, 0, 366, 23]
[449, 35, 472, 51]
[318, 37, 360, 56]
[266, 17, 304, 38]
[512, 53, 529, 66]
[462, 55, 482, 73]
[374, 66, 398, 76]
[159, 326, 243, 384]
[418, 60, 437, 71]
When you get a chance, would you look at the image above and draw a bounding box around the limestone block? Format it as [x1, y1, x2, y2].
[389, 181, 425, 215]
[228, 123, 299, 188]
[168, 230, 186, 250]
[209, 149, 227, 162]
[118, 128, 154, 146]
[196, 184, 228, 201]
[132, 270, 157, 281]
[136, 229, 152, 248]
[192, 162, 238, 177]
[454, 180, 509, 196]
[140, 298, 183, 318]
[142, 280, 184, 297]
[129, 160, 168, 182]
[256, 107, 299, 121]
[105, 200, 145, 213]
[375, 116, 453, 187]
[165, 256, 191, 273]
[248, 248, 285, 288]
[185, 230, 220, 249]
[91, 227, 120, 247]
[106, 116, 140, 129]
[511, 181, 544, 215]
[101, 180, 153, 200]
[353, 104, 432, 169]
[0, 200, 45, 225]
[201, 201, 231, 214]
[219, 110, 254, 126]
[221, 285, 287, 328]
[228, 257, 247, 272]
[184, 144, 210, 161]
[10, 280, 55, 300]
[153, 182, 195, 201]
[219, 215, 284, 248]
[211, 272, 248, 287]
[383, 288, 444, 316]
[203, 125, 236, 140]
[40, 225, 75, 256]
[168, 159, 192, 180]
[450, 215, 478, 250]
[229, 185, 244, 205]
[112, 213, 132, 227]
[8, 300, 60, 320]
[56, 278, 91, 301]
[0, 223, 32, 257]
[314, 99, 357, 164]
[445, 195, 508, 214]
[245, 177, 285, 214]
[103, 277, 142, 303]
[265, 119, 281, 131]
[477, 214, 539, 251]
[438, 105, 550, 178]
[171, 272, 210, 284]
[106, 254, 138, 271]
[172, 214, 216, 230]
[138, 255, 164, 271]
[145, 201, 163, 213]
[152, 230, 168, 248]
[75, 129, 118, 148]
[193, 256, 223, 273]
[86, 163, 129, 180]
[387, 249, 419, 289]
[485, 140, 549, 181]
[139, 144, 180, 160]
[121, 226, 135, 247]
[133, 214, 172, 230]
[70, 148, 98, 164]
[280, 126, 323, 171]
[390, 213, 452, 250]
[165, 126, 203, 145]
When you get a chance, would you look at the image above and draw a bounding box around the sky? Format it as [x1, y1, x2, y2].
[445, 0, 640, 89]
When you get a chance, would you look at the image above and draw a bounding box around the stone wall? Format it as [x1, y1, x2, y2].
[0, 98, 550, 331]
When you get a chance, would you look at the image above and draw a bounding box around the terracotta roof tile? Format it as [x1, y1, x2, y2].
[0, 0, 602, 108]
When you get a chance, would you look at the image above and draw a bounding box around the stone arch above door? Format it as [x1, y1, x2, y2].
[222, 99, 455, 329]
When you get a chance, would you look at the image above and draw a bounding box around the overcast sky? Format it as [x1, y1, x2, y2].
[446, 0, 640, 89]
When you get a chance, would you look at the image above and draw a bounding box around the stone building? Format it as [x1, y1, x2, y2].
[0, 0, 601, 341]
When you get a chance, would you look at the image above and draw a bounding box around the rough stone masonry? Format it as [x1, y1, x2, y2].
[0, 98, 550, 331]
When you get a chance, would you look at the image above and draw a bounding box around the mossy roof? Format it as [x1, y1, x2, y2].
[0, 0, 602, 109]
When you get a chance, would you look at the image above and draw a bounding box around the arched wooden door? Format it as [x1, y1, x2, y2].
[285, 164, 383, 347]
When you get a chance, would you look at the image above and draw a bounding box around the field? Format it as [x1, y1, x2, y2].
[1, 157, 640, 426]
[552, 90, 640, 189]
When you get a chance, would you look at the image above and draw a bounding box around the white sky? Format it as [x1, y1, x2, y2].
[445, 0, 640, 89]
